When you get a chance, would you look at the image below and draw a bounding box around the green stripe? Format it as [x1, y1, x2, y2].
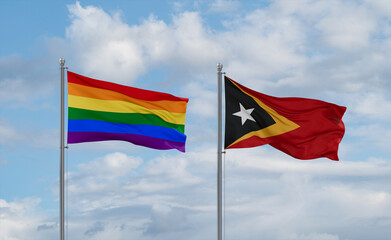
[68, 107, 185, 134]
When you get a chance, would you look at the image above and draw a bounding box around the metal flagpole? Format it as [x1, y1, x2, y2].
[59, 58, 66, 240]
[217, 63, 223, 240]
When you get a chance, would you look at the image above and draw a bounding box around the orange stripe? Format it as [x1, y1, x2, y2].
[68, 83, 187, 113]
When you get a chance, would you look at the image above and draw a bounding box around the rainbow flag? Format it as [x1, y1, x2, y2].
[67, 71, 188, 152]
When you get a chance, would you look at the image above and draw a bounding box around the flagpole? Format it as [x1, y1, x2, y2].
[217, 63, 223, 240]
[59, 58, 66, 240]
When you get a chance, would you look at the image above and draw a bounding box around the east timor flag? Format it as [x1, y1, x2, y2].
[224, 76, 346, 161]
[67, 71, 188, 152]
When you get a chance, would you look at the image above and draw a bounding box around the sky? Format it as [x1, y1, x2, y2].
[0, 0, 390, 239]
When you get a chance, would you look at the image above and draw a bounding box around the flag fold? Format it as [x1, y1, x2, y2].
[224, 76, 346, 160]
[67, 71, 188, 152]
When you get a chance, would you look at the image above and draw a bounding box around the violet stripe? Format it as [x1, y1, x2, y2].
[67, 132, 185, 152]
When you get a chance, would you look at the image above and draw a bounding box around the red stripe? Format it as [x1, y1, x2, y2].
[67, 71, 189, 102]
[227, 76, 346, 120]
[226, 77, 346, 161]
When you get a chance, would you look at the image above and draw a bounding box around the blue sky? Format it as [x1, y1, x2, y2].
[1, 0, 391, 239]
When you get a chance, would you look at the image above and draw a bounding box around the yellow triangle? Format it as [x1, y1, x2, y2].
[228, 82, 300, 147]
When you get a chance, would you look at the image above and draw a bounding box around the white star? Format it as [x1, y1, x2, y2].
[232, 103, 256, 125]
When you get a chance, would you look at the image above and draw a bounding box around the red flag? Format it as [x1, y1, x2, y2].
[225, 76, 346, 161]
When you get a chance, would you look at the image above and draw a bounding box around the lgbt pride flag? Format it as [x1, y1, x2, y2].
[67, 71, 188, 152]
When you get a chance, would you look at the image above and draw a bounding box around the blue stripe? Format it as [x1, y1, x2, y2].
[68, 119, 186, 143]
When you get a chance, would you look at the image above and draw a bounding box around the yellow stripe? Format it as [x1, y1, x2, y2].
[68, 95, 186, 125]
[227, 117, 300, 147]
[68, 83, 187, 113]
[226, 80, 300, 148]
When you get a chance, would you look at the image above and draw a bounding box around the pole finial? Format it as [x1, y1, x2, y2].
[217, 63, 223, 72]
[59, 58, 65, 66]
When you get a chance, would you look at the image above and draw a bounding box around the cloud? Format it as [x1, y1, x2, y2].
[66, 2, 222, 85]
[349, 124, 391, 152]
[1, 0, 389, 111]
[2, 147, 391, 239]
[62, 1, 391, 128]
[51, 149, 391, 239]
[77, 152, 143, 179]
[144, 204, 187, 235]
[84, 221, 105, 237]
[0, 119, 24, 145]
[37, 223, 56, 231]
[66, 151, 205, 212]
[0, 198, 57, 240]
[209, 0, 242, 13]
[1, 1, 390, 239]
[220, 149, 391, 240]
[0, 118, 59, 149]
[66, 152, 143, 212]
[365, 0, 391, 16]
[314, 1, 377, 51]
[50, 3, 391, 238]
[0, 55, 57, 108]
[349, 91, 391, 121]
[282, 232, 341, 240]
[66, 2, 146, 84]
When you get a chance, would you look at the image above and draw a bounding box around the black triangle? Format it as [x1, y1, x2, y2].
[224, 77, 276, 148]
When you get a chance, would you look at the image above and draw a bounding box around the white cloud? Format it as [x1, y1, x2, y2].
[184, 81, 216, 118]
[282, 232, 341, 240]
[66, 2, 222, 85]
[0, 198, 57, 240]
[62, 0, 391, 125]
[0, 119, 60, 149]
[314, 1, 377, 50]
[219, 151, 391, 240]
[209, 0, 241, 13]
[226, 149, 391, 176]
[2, 147, 391, 239]
[1, 1, 391, 239]
[349, 124, 391, 152]
[0, 120, 24, 145]
[349, 91, 391, 120]
[77, 152, 142, 179]
[66, 2, 146, 84]
[221, 0, 391, 96]
[56, 149, 389, 239]
[144, 204, 187, 235]
[0, 55, 56, 107]
[0, 78, 28, 103]
[364, 0, 391, 19]
[218, 8, 307, 86]
[48, 3, 391, 238]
